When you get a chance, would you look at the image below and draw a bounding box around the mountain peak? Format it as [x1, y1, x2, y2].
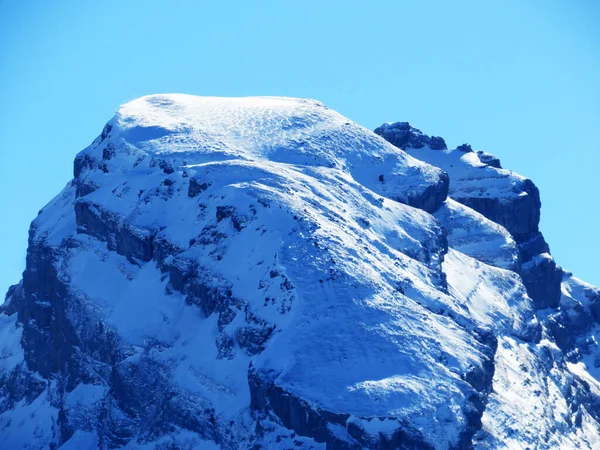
[1, 97, 599, 449]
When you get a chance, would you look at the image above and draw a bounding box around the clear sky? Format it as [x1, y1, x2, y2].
[1, 0, 599, 297]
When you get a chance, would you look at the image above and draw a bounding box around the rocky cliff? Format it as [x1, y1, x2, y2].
[0, 95, 599, 449]
[375, 122, 562, 310]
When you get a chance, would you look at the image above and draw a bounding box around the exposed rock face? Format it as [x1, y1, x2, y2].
[453, 178, 541, 242]
[521, 253, 563, 309]
[476, 151, 502, 169]
[374, 122, 447, 150]
[405, 170, 449, 213]
[0, 96, 599, 449]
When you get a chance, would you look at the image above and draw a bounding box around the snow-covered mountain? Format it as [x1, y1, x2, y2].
[1, 95, 599, 449]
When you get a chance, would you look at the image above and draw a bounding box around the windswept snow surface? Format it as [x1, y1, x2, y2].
[1, 95, 599, 449]
[112, 95, 445, 209]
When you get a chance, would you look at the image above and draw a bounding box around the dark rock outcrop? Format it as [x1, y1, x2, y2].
[517, 231, 550, 262]
[406, 170, 450, 214]
[476, 151, 501, 169]
[75, 200, 155, 263]
[456, 144, 473, 153]
[521, 254, 563, 310]
[454, 179, 541, 242]
[588, 288, 600, 323]
[248, 368, 435, 450]
[188, 177, 211, 198]
[374, 122, 447, 150]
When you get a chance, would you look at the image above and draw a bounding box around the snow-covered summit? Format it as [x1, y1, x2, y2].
[1, 95, 599, 449]
[93, 95, 447, 213]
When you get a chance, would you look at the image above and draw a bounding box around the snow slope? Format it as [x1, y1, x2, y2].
[1, 95, 599, 449]
[434, 199, 519, 271]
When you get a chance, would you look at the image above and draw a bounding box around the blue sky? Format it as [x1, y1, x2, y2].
[1, 0, 599, 295]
